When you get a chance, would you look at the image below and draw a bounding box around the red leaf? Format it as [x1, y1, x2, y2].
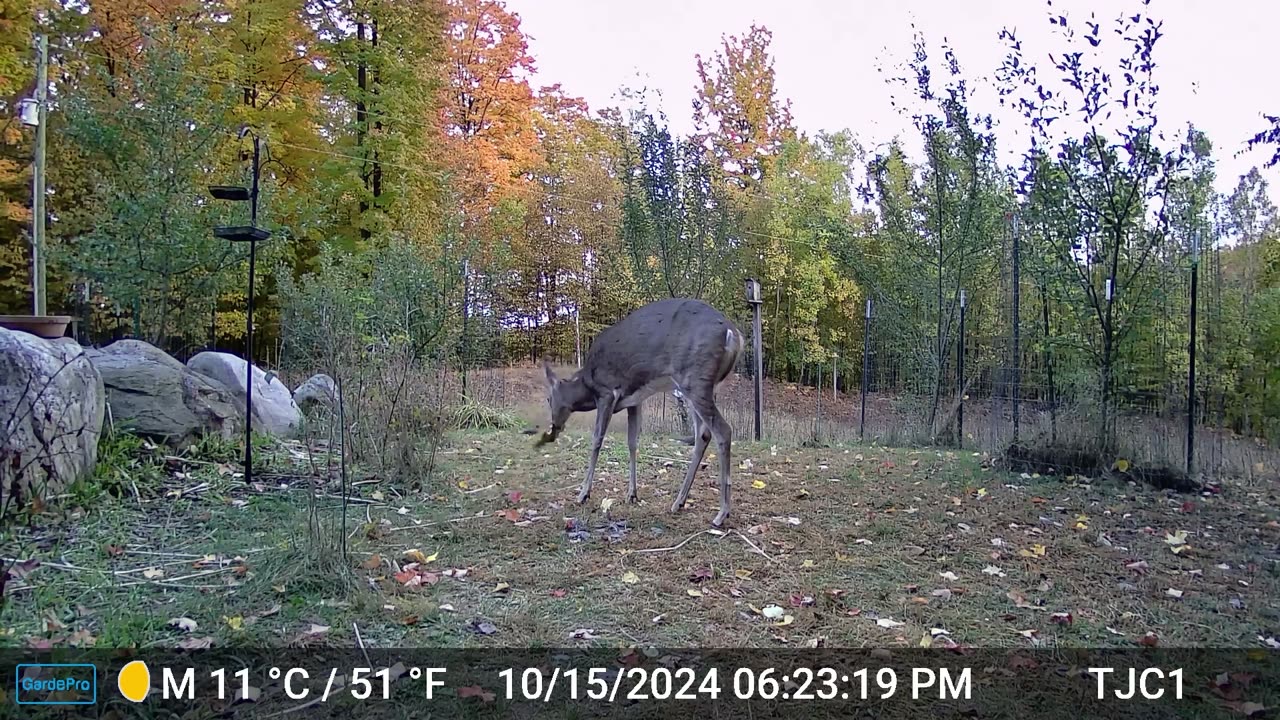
[498, 509, 521, 522]
[507, 491, 523, 504]
[394, 569, 418, 585]
[1138, 631, 1159, 647]
[550, 589, 567, 598]
[457, 685, 496, 703]
[1181, 501, 1195, 513]
[1050, 612, 1073, 626]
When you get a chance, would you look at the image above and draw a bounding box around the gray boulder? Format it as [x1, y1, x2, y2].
[0, 328, 105, 503]
[86, 340, 240, 445]
[187, 352, 301, 438]
[293, 373, 337, 413]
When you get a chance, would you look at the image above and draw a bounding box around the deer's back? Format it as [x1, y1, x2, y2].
[585, 298, 742, 399]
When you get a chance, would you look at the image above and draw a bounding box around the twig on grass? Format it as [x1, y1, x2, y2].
[384, 514, 488, 532]
[353, 622, 371, 667]
[731, 530, 779, 564]
[632, 530, 716, 554]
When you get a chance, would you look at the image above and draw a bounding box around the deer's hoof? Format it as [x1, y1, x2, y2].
[576, 492, 590, 505]
[626, 493, 638, 504]
[711, 511, 729, 528]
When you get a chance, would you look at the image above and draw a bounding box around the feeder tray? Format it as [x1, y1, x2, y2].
[0, 315, 73, 339]
[208, 185, 251, 201]
[213, 225, 271, 243]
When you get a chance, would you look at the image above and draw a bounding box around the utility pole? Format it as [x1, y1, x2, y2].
[30, 33, 49, 316]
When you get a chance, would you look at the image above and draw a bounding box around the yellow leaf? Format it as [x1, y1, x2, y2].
[224, 615, 244, 631]
[457, 480, 470, 489]
[404, 549, 438, 564]
[752, 480, 767, 489]
[919, 632, 933, 648]
[735, 569, 753, 580]
[687, 589, 703, 597]
[802, 559, 816, 568]
[1019, 544, 1047, 558]
[371, 491, 385, 501]
[1115, 458, 1131, 472]
[1074, 522, 1088, 531]
[622, 571, 639, 584]
[272, 584, 286, 594]
[976, 488, 988, 498]
[773, 615, 795, 627]
[835, 552, 852, 562]
[493, 582, 510, 593]
[1076, 514, 1089, 523]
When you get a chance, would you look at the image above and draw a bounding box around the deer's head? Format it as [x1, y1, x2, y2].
[536, 360, 594, 446]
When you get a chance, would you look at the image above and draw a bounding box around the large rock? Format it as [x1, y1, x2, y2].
[86, 340, 241, 445]
[293, 373, 337, 414]
[187, 352, 302, 438]
[0, 328, 105, 503]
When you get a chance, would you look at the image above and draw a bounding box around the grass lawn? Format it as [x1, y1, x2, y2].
[7, 424, 1280, 653]
[8, 422, 1280, 717]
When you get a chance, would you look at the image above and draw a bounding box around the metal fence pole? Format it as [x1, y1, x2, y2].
[958, 289, 967, 448]
[1187, 229, 1200, 476]
[746, 278, 764, 441]
[860, 298, 871, 439]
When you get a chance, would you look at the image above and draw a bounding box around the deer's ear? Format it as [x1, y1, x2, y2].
[542, 359, 559, 388]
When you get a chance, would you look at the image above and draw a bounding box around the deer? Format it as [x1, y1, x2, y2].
[536, 298, 746, 527]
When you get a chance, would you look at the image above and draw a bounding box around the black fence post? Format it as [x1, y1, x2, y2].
[860, 298, 871, 439]
[1187, 230, 1200, 476]
[957, 289, 967, 448]
[746, 278, 764, 442]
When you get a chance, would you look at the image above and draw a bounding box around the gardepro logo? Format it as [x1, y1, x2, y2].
[14, 663, 98, 705]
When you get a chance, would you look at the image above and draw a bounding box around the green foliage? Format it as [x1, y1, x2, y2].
[56, 30, 268, 345]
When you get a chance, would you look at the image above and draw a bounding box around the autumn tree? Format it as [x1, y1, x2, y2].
[691, 23, 794, 192]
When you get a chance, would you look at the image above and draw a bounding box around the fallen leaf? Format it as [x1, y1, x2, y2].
[143, 568, 165, 580]
[1126, 560, 1150, 573]
[569, 628, 597, 640]
[403, 549, 439, 564]
[687, 588, 704, 597]
[177, 636, 213, 650]
[168, 617, 198, 633]
[876, 618, 905, 628]
[224, 616, 244, 631]
[1007, 590, 1037, 610]
[752, 480, 767, 489]
[601, 498, 615, 515]
[931, 588, 953, 600]
[498, 509, 521, 522]
[471, 621, 498, 636]
[1019, 544, 1048, 558]
[622, 571, 639, 584]
[507, 491, 523, 503]
[457, 685, 496, 703]
[761, 605, 785, 620]
[1114, 458, 1131, 472]
[362, 555, 382, 570]
[1165, 588, 1184, 599]
[1139, 632, 1159, 647]
[983, 565, 1006, 577]
[1224, 702, 1268, 717]
[1050, 612, 1073, 626]
[773, 615, 795, 627]
[550, 589, 567, 598]
[689, 566, 714, 582]
[939, 571, 960, 582]
[492, 582, 510, 594]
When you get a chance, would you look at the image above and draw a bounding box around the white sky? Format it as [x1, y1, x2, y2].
[506, 0, 1279, 205]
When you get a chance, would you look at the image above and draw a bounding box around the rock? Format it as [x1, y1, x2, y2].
[0, 328, 105, 503]
[187, 352, 301, 437]
[87, 340, 240, 445]
[293, 373, 337, 414]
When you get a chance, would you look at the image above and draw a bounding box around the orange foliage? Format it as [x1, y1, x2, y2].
[438, 0, 540, 262]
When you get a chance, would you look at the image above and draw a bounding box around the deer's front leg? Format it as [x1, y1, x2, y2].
[577, 395, 616, 504]
[626, 405, 641, 503]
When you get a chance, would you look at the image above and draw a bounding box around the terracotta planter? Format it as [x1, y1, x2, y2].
[0, 314, 73, 339]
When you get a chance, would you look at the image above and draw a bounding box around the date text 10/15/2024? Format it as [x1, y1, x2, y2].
[496, 666, 1184, 703]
